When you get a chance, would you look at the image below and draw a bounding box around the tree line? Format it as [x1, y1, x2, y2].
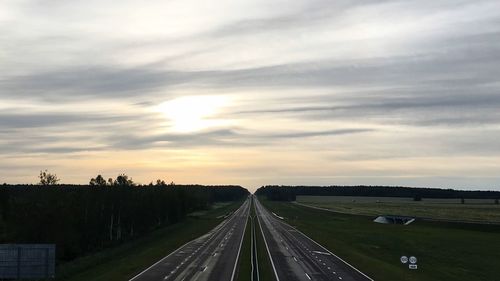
[0, 173, 248, 262]
[255, 185, 500, 201]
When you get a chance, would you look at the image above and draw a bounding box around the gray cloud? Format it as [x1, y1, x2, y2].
[0, 112, 130, 128]
[0, 109, 163, 154]
[1, 67, 182, 101]
[4, 28, 500, 102]
[105, 128, 374, 151]
[267, 129, 373, 139]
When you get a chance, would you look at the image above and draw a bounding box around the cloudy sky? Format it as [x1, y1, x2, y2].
[1, 0, 500, 191]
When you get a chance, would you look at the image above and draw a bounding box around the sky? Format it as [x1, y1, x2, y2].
[1, 0, 500, 192]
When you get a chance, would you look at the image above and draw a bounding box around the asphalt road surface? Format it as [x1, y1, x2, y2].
[254, 196, 373, 281]
[130, 198, 250, 281]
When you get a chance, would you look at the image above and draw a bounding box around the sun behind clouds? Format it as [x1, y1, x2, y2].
[156, 95, 231, 133]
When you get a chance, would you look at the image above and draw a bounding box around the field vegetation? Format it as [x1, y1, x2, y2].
[296, 195, 500, 223]
[236, 197, 276, 281]
[254, 199, 276, 281]
[236, 213, 251, 281]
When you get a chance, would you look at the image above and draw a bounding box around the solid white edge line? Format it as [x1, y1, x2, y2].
[255, 197, 281, 281]
[281, 213, 375, 281]
[128, 239, 192, 281]
[230, 199, 250, 281]
[250, 216, 254, 281]
[129, 200, 247, 281]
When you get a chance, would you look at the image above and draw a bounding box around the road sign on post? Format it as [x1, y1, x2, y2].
[409, 256, 417, 264]
[0, 244, 56, 279]
[400, 256, 408, 264]
[400, 255, 418, 270]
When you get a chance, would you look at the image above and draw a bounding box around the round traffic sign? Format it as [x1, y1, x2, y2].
[400, 256, 408, 264]
[409, 256, 417, 264]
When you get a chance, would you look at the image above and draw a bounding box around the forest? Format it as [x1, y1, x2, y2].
[0, 182, 248, 262]
[255, 185, 500, 201]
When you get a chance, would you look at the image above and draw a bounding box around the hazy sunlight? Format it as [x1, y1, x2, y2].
[157, 95, 229, 132]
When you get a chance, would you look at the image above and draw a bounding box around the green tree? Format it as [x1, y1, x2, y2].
[90, 175, 106, 186]
[114, 174, 134, 187]
[155, 179, 166, 186]
[39, 170, 59, 186]
[1, 183, 248, 262]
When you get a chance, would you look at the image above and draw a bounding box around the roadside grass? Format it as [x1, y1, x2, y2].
[236, 216, 252, 281]
[261, 199, 500, 281]
[57, 201, 243, 281]
[254, 201, 277, 281]
[188, 201, 233, 217]
[297, 195, 500, 223]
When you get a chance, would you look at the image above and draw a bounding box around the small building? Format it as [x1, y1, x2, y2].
[374, 215, 415, 225]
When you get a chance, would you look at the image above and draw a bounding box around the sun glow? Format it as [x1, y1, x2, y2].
[157, 95, 230, 132]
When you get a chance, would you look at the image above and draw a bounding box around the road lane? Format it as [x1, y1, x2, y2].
[254, 196, 373, 281]
[130, 198, 250, 281]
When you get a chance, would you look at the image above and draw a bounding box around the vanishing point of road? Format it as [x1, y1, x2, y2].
[129, 196, 373, 281]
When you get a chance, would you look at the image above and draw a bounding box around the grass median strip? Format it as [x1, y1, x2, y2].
[57, 201, 243, 281]
[251, 216, 259, 281]
[254, 200, 277, 281]
[236, 216, 252, 281]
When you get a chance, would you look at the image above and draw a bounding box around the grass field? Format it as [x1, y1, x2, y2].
[261, 198, 500, 281]
[57, 201, 243, 281]
[296, 195, 500, 223]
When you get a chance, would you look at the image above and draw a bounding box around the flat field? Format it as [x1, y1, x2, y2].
[296, 195, 500, 223]
[261, 199, 500, 281]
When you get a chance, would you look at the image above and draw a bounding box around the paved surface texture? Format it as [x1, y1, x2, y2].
[254, 197, 373, 281]
[130, 198, 250, 281]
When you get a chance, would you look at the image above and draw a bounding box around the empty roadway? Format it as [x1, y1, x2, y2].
[254, 196, 373, 281]
[129, 198, 250, 281]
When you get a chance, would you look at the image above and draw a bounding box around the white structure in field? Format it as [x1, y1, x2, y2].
[373, 215, 415, 225]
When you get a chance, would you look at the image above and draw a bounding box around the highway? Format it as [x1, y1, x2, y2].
[129, 198, 250, 281]
[254, 196, 373, 281]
